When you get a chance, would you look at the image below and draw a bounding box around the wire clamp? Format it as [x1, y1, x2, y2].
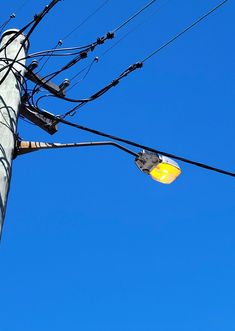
[111, 79, 119, 87]
[97, 37, 105, 45]
[106, 31, 114, 39]
[80, 52, 88, 59]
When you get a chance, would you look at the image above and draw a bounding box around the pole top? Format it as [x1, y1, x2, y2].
[0, 29, 29, 50]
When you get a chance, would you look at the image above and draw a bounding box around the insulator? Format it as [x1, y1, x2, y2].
[28, 60, 39, 71]
[59, 78, 70, 91]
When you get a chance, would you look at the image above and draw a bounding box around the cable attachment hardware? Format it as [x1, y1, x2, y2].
[96, 36, 105, 45]
[111, 79, 119, 87]
[28, 60, 39, 71]
[80, 52, 88, 59]
[135, 61, 143, 69]
[10, 13, 16, 19]
[126, 61, 143, 73]
[59, 78, 70, 92]
[130, 62, 143, 70]
[106, 31, 114, 39]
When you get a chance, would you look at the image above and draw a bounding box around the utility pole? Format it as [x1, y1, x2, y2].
[0, 29, 28, 236]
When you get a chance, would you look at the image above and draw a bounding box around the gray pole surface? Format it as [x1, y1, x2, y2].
[0, 30, 28, 237]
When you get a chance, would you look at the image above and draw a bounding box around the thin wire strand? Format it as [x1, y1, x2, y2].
[25, 0, 228, 120]
[62, 0, 111, 42]
[143, 0, 229, 63]
[0, 0, 31, 35]
[59, 0, 229, 116]
[113, 0, 158, 33]
[0, 14, 16, 35]
[68, 57, 99, 91]
[36, 41, 61, 73]
[26, 0, 160, 85]
[100, 0, 170, 59]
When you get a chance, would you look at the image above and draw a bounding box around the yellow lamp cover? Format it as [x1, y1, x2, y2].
[150, 160, 181, 184]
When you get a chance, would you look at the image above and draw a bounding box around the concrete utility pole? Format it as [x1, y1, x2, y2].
[0, 29, 28, 236]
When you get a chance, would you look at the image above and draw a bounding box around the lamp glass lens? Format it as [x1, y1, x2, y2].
[150, 163, 181, 184]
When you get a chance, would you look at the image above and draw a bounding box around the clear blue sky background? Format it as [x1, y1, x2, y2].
[1, 1, 235, 330]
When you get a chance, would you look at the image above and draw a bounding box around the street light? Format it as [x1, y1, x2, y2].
[16, 141, 181, 184]
[135, 150, 181, 184]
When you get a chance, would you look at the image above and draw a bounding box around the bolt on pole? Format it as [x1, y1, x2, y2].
[0, 29, 28, 237]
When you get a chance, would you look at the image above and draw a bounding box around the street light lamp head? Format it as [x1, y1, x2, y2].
[135, 150, 181, 184]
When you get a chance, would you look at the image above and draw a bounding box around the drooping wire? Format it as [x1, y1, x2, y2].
[36, 40, 63, 73]
[57, 62, 143, 118]
[56, 117, 235, 178]
[67, 57, 99, 91]
[25, 45, 91, 61]
[30, 61, 143, 113]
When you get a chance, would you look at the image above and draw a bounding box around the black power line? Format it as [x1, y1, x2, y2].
[7, 0, 231, 179]
[57, 117, 235, 178]
[26, 0, 159, 87]
[29, 0, 228, 118]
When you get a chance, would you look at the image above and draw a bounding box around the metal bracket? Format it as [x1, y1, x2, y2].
[20, 104, 58, 135]
[16, 140, 138, 157]
[24, 69, 65, 97]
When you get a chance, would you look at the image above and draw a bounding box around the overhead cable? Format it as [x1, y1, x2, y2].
[62, 0, 111, 42]
[113, 0, 158, 33]
[58, 0, 229, 116]
[0, 0, 61, 85]
[0, 13, 16, 35]
[57, 117, 235, 178]
[28, 0, 159, 84]
[143, 0, 229, 63]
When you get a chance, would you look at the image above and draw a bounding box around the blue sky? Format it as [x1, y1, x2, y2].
[1, 1, 235, 330]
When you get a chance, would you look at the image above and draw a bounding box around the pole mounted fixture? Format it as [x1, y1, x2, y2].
[16, 140, 138, 157]
[135, 150, 181, 184]
[0, 0, 231, 240]
[16, 140, 182, 184]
